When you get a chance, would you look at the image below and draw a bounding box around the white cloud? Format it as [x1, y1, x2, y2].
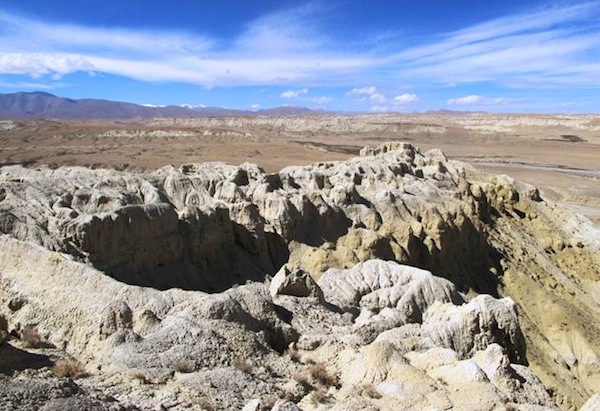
[348, 86, 377, 96]
[348, 86, 387, 104]
[0, 8, 373, 87]
[251, 103, 261, 110]
[233, 4, 325, 56]
[0, 79, 63, 90]
[394, 93, 418, 104]
[0, 2, 598, 94]
[312, 96, 332, 104]
[0, 53, 93, 78]
[391, 3, 600, 88]
[369, 92, 386, 104]
[370, 105, 390, 112]
[447, 95, 482, 105]
[0, 11, 214, 56]
[281, 88, 308, 99]
[447, 95, 508, 106]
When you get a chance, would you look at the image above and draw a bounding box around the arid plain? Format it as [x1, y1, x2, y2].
[1, 113, 599, 224]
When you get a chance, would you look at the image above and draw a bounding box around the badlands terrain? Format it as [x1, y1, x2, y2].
[0, 113, 599, 410]
[1, 113, 599, 224]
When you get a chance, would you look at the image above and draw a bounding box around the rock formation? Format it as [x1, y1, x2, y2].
[0, 142, 598, 409]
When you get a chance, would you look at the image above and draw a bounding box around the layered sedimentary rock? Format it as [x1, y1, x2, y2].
[0, 142, 598, 409]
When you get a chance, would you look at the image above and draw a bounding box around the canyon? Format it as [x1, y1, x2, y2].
[0, 114, 599, 410]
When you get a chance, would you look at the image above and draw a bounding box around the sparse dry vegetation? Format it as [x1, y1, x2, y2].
[21, 327, 44, 348]
[52, 359, 87, 379]
[358, 383, 382, 399]
[287, 347, 302, 363]
[308, 388, 330, 405]
[173, 358, 195, 373]
[129, 370, 149, 384]
[293, 372, 313, 392]
[308, 362, 339, 387]
[196, 398, 215, 411]
[258, 395, 278, 411]
[293, 361, 339, 397]
[232, 357, 254, 374]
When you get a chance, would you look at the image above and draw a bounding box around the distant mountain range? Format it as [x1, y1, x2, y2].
[0, 92, 327, 119]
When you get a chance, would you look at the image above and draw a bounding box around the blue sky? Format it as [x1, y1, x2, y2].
[0, 0, 599, 112]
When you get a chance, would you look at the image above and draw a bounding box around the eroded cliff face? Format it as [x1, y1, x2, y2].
[0, 143, 501, 294]
[0, 142, 598, 409]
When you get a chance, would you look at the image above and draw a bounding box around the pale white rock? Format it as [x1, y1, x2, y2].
[428, 358, 489, 384]
[269, 265, 324, 301]
[374, 295, 527, 364]
[318, 260, 463, 316]
[422, 295, 526, 363]
[271, 400, 301, 411]
[581, 393, 600, 411]
[404, 347, 459, 370]
[242, 398, 261, 411]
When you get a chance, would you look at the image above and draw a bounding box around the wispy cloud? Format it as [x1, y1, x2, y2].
[0, 78, 65, 90]
[0, 53, 93, 78]
[366, 92, 420, 112]
[394, 93, 418, 104]
[348, 87, 418, 111]
[447, 95, 482, 105]
[0, 6, 374, 87]
[348, 86, 377, 96]
[281, 88, 308, 98]
[0, 1, 599, 95]
[233, 3, 327, 56]
[391, 2, 600, 88]
[312, 96, 332, 104]
[348, 86, 386, 103]
[0, 11, 214, 56]
[447, 95, 506, 106]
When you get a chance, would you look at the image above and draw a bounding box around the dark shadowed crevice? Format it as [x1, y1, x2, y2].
[70, 204, 290, 293]
[0, 343, 53, 374]
[399, 217, 503, 297]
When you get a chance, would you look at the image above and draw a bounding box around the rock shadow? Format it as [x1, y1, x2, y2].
[403, 217, 503, 297]
[100, 221, 290, 294]
[0, 343, 53, 374]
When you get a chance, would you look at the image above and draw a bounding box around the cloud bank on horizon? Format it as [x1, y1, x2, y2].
[0, 1, 599, 112]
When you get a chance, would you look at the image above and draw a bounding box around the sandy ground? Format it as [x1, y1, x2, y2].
[0, 114, 598, 223]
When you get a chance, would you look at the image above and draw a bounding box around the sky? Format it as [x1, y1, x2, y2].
[0, 0, 599, 113]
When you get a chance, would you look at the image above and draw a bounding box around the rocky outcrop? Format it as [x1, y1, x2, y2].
[0, 142, 598, 409]
[318, 260, 464, 317]
[269, 265, 324, 301]
[0, 235, 554, 409]
[0, 376, 134, 411]
[0, 143, 500, 294]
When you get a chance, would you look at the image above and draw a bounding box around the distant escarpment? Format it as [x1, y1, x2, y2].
[0, 142, 598, 410]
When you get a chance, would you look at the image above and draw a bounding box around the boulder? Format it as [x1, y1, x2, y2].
[270, 265, 324, 302]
